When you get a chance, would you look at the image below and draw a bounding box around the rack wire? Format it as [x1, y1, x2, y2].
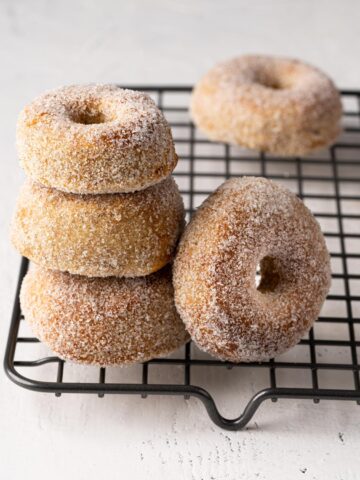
[4, 87, 360, 430]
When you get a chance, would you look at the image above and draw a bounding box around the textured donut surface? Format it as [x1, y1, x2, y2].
[11, 177, 184, 277]
[173, 177, 331, 362]
[17, 84, 177, 193]
[21, 265, 189, 366]
[191, 55, 342, 156]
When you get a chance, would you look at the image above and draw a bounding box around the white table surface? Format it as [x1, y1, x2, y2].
[1, 1, 360, 479]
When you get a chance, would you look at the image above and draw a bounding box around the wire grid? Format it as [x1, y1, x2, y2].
[4, 87, 360, 431]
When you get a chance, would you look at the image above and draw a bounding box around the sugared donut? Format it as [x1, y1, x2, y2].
[17, 84, 177, 194]
[11, 177, 184, 277]
[191, 55, 342, 156]
[20, 265, 189, 366]
[173, 177, 331, 363]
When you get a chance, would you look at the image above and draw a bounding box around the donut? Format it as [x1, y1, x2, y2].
[191, 55, 342, 156]
[20, 265, 189, 366]
[17, 84, 177, 194]
[11, 177, 184, 277]
[173, 177, 331, 363]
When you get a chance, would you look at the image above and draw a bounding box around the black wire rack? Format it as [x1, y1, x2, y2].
[4, 86, 360, 430]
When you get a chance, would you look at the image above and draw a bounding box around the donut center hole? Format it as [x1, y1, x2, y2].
[261, 79, 282, 90]
[256, 73, 287, 90]
[72, 111, 107, 125]
[256, 256, 282, 293]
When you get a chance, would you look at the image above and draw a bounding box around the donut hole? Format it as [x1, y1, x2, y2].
[255, 264, 262, 288]
[256, 256, 282, 293]
[255, 72, 289, 90]
[259, 78, 282, 90]
[71, 110, 107, 125]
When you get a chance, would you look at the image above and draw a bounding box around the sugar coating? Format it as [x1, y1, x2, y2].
[17, 84, 177, 194]
[11, 177, 184, 277]
[20, 265, 190, 366]
[191, 55, 342, 156]
[173, 177, 331, 363]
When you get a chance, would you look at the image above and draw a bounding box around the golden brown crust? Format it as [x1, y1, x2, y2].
[11, 177, 184, 277]
[173, 177, 331, 362]
[20, 265, 189, 366]
[17, 84, 177, 194]
[191, 55, 342, 156]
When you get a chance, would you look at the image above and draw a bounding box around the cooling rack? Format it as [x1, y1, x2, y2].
[4, 87, 360, 430]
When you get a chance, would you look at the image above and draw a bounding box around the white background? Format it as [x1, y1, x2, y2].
[1, 1, 360, 479]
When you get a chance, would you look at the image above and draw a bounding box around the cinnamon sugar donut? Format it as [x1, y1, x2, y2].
[20, 265, 189, 366]
[11, 177, 184, 277]
[17, 84, 177, 194]
[173, 177, 331, 363]
[191, 55, 342, 156]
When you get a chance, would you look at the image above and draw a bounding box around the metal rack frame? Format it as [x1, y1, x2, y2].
[4, 87, 360, 430]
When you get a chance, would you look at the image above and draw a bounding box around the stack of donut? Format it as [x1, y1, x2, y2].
[11, 84, 189, 366]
